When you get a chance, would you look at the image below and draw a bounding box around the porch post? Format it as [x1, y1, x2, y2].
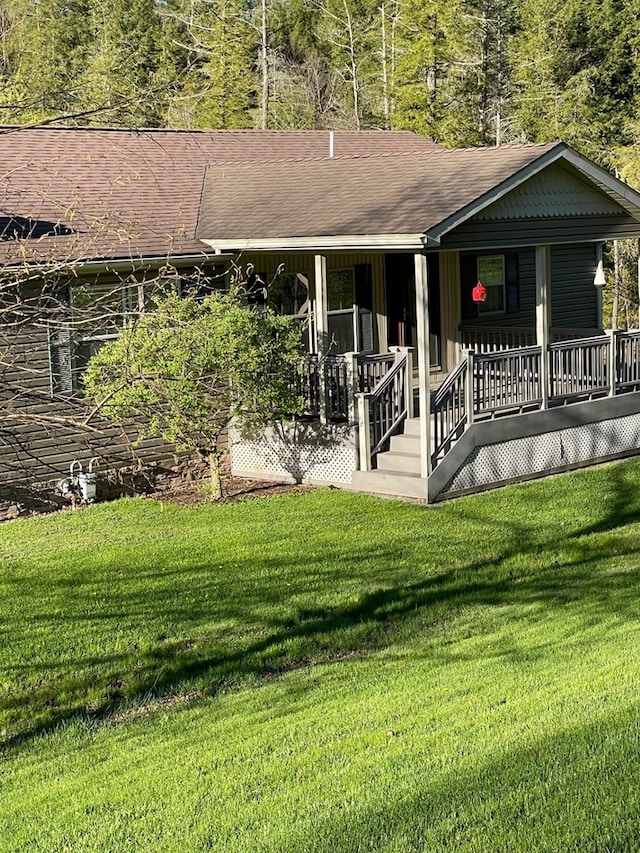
[535, 245, 551, 409]
[315, 254, 329, 423]
[314, 254, 329, 354]
[414, 252, 431, 481]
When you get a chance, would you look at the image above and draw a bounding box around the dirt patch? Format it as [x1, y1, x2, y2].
[0, 471, 314, 521]
[152, 475, 314, 507]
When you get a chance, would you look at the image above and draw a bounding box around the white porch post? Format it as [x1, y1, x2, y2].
[314, 254, 329, 354]
[414, 252, 431, 481]
[314, 254, 329, 423]
[535, 245, 551, 409]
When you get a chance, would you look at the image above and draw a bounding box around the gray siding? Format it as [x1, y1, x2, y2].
[440, 215, 640, 251]
[0, 326, 174, 492]
[460, 244, 598, 333]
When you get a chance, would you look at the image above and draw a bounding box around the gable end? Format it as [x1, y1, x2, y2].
[472, 164, 622, 221]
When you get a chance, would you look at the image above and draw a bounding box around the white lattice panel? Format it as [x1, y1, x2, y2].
[231, 422, 357, 484]
[444, 413, 640, 495]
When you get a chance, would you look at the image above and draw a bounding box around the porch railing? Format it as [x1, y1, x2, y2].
[356, 348, 413, 470]
[299, 331, 640, 475]
[474, 346, 543, 417]
[299, 350, 400, 423]
[549, 335, 610, 401]
[432, 358, 468, 465]
[460, 325, 602, 353]
[299, 354, 350, 421]
[356, 352, 395, 392]
[431, 330, 640, 471]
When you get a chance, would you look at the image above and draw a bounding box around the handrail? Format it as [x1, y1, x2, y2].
[356, 352, 395, 392]
[474, 346, 543, 415]
[616, 330, 640, 391]
[357, 351, 410, 470]
[369, 357, 409, 453]
[548, 336, 610, 401]
[431, 358, 468, 466]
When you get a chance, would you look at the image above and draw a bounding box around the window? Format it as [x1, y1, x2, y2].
[477, 256, 505, 314]
[460, 253, 519, 321]
[328, 269, 355, 311]
[268, 271, 310, 317]
[327, 269, 356, 353]
[49, 277, 180, 396]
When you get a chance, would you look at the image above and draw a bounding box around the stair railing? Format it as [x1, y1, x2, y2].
[357, 348, 413, 471]
[431, 356, 468, 468]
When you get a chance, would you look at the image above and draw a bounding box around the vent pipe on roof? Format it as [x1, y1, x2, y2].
[329, 130, 334, 158]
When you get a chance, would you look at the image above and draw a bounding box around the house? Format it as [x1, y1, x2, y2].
[3, 126, 640, 501]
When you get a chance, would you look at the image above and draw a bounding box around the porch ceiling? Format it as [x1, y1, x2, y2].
[196, 142, 640, 253]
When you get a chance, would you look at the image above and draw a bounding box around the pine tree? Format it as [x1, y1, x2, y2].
[167, 0, 259, 129]
[2, 0, 92, 123]
[84, 0, 174, 127]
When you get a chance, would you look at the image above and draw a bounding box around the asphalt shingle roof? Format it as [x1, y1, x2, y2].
[196, 143, 562, 245]
[0, 127, 439, 265]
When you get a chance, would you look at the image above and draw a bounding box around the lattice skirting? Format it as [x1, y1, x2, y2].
[442, 412, 640, 496]
[231, 422, 357, 484]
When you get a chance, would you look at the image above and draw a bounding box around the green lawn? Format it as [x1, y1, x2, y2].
[2, 461, 640, 851]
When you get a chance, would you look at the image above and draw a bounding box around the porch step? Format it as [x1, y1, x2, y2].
[376, 449, 420, 474]
[388, 433, 421, 454]
[350, 468, 428, 500]
[401, 417, 421, 437]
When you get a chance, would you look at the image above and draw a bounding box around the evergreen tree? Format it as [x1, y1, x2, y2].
[2, 0, 91, 123]
[168, 0, 259, 128]
[84, 0, 174, 127]
[392, 0, 474, 143]
[510, 0, 638, 165]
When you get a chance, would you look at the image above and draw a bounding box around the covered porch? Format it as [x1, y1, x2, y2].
[197, 140, 640, 500]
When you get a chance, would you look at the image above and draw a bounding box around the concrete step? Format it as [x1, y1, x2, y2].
[376, 449, 421, 474]
[402, 417, 421, 437]
[389, 433, 421, 454]
[350, 469, 428, 500]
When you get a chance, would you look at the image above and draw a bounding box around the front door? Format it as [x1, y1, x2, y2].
[385, 253, 441, 365]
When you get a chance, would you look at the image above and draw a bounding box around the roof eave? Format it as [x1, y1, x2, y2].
[560, 148, 640, 218]
[199, 234, 426, 252]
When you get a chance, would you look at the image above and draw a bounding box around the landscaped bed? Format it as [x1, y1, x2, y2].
[2, 461, 640, 851]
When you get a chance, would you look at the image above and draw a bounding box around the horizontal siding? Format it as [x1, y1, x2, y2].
[0, 324, 176, 489]
[460, 247, 537, 329]
[440, 215, 640, 250]
[459, 244, 598, 333]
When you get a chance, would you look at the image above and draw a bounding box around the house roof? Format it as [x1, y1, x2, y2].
[196, 142, 640, 251]
[0, 126, 439, 267]
[4, 126, 640, 267]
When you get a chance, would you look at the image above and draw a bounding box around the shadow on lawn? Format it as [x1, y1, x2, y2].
[3, 462, 640, 752]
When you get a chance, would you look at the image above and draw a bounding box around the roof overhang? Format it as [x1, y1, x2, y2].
[0, 251, 233, 276]
[200, 234, 425, 253]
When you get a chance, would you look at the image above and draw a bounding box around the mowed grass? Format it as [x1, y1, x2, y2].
[2, 460, 640, 851]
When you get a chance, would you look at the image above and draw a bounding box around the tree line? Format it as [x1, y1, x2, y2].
[1, 0, 639, 172]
